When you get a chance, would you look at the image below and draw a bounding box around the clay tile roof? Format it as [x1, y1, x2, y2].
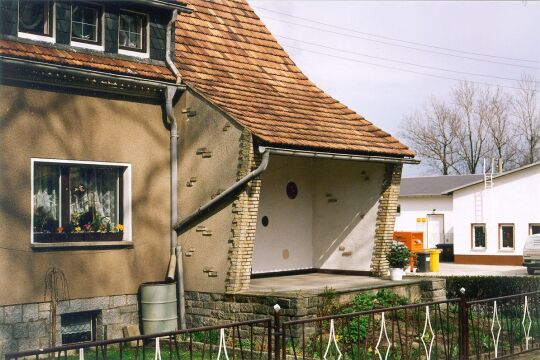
[0, 39, 176, 82]
[174, 0, 414, 157]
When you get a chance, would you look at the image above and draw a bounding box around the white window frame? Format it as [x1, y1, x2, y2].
[17, 0, 56, 43]
[30, 158, 132, 245]
[471, 223, 486, 250]
[118, 9, 150, 59]
[499, 223, 515, 251]
[70, 2, 105, 51]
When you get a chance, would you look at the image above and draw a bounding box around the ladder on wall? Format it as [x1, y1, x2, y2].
[474, 159, 495, 223]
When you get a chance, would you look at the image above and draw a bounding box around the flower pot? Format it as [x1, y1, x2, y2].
[390, 268, 404, 281]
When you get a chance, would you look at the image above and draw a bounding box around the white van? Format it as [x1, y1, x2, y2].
[523, 234, 540, 274]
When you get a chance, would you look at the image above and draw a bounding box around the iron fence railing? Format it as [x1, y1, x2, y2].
[466, 291, 540, 359]
[280, 298, 461, 360]
[4, 318, 272, 360]
[6, 290, 540, 360]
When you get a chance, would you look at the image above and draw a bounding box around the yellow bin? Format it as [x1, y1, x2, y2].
[429, 249, 442, 272]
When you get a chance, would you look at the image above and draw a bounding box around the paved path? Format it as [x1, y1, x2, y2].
[406, 262, 528, 277]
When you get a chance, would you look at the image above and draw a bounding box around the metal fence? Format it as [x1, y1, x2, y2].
[4, 318, 272, 360]
[6, 290, 540, 360]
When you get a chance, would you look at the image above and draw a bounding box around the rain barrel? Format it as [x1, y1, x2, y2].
[140, 282, 178, 334]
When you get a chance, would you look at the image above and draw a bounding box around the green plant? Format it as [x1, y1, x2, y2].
[386, 242, 413, 269]
[446, 276, 540, 300]
[317, 287, 338, 317]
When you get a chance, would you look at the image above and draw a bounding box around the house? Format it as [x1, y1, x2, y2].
[0, 0, 191, 354]
[396, 175, 483, 247]
[447, 162, 540, 265]
[0, 0, 416, 354]
[396, 163, 540, 265]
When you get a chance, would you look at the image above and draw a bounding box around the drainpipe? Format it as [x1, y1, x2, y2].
[174, 151, 270, 234]
[164, 9, 186, 330]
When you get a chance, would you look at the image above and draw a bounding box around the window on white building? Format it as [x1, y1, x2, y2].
[530, 224, 540, 235]
[499, 224, 515, 249]
[471, 223, 486, 249]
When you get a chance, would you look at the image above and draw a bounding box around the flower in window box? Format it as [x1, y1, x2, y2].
[83, 223, 92, 232]
[116, 224, 124, 232]
[74, 226, 81, 233]
[57, 226, 64, 233]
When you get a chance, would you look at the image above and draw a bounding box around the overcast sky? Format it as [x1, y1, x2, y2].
[248, 0, 540, 176]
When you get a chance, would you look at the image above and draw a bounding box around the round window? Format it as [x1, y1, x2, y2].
[261, 216, 269, 227]
[286, 181, 298, 199]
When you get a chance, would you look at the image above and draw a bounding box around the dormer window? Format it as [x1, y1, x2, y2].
[119, 10, 148, 57]
[18, 0, 54, 42]
[71, 3, 103, 48]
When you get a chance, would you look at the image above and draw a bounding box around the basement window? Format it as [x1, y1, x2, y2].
[499, 224, 514, 250]
[471, 223, 486, 249]
[32, 159, 131, 244]
[61, 311, 98, 344]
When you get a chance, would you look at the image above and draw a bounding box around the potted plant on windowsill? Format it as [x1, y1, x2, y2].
[386, 242, 413, 281]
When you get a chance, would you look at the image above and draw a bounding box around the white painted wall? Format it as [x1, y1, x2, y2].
[453, 165, 540, 256]
[252, 155, 384, 273]
[252, 156, 314, 273]
[395, 196, 454, 247]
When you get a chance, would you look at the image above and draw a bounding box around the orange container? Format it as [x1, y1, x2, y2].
[393, 231, 424, 252]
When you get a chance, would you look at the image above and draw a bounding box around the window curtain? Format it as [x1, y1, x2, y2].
[70, 167, 118, 228]
[33, 165, 59, 232]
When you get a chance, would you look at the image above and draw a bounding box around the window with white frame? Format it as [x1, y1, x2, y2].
[530, 224, 540, 235]
[471, 223, 486, 249]
[119, 10, 148, 54]
[18, 0, 54, 39]
[499, 224, 514, 249]
[71, 2, 102, 45]
[32, 160, 130, 243]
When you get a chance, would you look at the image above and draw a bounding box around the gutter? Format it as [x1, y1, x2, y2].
[0, 56, 182, 95]
[163, 9, 186, 330]
[174, 151, 270, 234]
[260, 146, 420, 165]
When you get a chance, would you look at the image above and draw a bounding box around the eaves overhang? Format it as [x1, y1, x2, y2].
[133, 0, 192, 13]
[0, 56, 185, 101]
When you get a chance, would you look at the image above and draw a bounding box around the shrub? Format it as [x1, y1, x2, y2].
[386, 242, 413, 269]
[446, 276, 540, 300]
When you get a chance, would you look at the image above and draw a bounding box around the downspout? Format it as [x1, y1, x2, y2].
[174, 151, 270, 234]
[164, 9, 186, 330]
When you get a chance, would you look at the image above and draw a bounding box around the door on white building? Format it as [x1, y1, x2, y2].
[427, 214, 445, 247]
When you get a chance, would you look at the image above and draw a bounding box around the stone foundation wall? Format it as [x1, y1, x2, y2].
[0, 294, 139, 357]
[186, 278, 446, 328]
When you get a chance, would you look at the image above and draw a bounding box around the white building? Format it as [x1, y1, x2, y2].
[395, 174, 482, 248]
[448, 163, 540, 265]
[396, 163, 540, 265]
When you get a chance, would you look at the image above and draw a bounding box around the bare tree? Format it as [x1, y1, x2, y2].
[453, 81, 490, 174]
[400, 97, 459, 175]
[486, 87, 519, 172]
[513, 74, 540, 165]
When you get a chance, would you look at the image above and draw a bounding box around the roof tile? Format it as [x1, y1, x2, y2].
[174, 0, 414, 157]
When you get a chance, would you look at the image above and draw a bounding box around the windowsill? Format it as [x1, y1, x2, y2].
[18, 32, 55, 43]
[471, 247, 486, 252]
[31, 241, 133, 250]
[71, 40, 104, 51]
[118, 48, 149, 58]
[499, 248, 515, 253]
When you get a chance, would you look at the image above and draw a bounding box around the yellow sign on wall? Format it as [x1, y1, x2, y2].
[416, 217, 427, 223]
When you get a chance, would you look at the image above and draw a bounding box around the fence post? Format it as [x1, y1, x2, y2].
[273, 304, 281, 360]
[458, 287, 469, 360]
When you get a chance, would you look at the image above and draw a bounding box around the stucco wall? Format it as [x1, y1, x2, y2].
[395, 196, 454, 246]
[313, 160, 383, 271]
[252, 155, 314, 273]
[453, 165, 540, 256]
[252, 155, 384, 273]
[0, 84, 171, 305]
[177, 89, 244, 293]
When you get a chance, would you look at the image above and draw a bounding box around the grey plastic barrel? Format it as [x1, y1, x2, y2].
[140, 282, 178, 334]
